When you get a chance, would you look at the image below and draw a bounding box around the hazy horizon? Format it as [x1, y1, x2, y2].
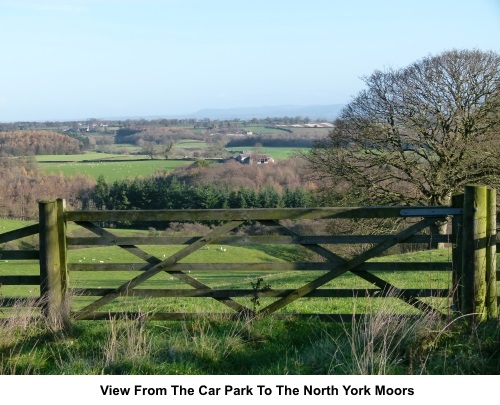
[0, 103, 345, 123]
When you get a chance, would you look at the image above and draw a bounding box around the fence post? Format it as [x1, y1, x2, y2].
[56, 198, 69, 306]
[39, 200, 68, 327]
[461, 185, 497, 322]
[486, 188, 498, 319]
[451, 193, 464, 313]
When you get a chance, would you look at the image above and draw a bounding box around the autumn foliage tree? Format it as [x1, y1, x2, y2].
[0, 158, 94, 219]
[0, 130, 83, 156]
[173, 158, 314, 193]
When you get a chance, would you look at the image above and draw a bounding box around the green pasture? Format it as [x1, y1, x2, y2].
[241, 126, 330, 137]
[176, 139, 207, 149]
[35, 151, 134, 162]
[39, 159, 192, 181]
[175, 139, 305, 158]
[225, 146, 304, 159]
[99, 144, 142, 154]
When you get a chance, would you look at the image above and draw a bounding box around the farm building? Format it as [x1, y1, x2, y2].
[235, 153, 275, 165]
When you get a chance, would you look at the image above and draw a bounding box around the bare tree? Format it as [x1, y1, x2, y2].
[140, 141, 157, 159]
[306, 49, 500, 208]
[162, 141, 174, 159]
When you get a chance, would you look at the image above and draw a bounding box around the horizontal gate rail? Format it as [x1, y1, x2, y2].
[65, 206, 461, 222]
[0, 275, 40, 285]
[68, 262, 451, 272]
[67, 234, 450, 246]
[70, 288, 451, 299]
[0, 251, 40, 260]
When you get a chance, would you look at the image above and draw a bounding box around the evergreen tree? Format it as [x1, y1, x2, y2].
[94, 174, 109, 209]
[108, 180, 131, 210]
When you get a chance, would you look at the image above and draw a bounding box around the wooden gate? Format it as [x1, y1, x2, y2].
[1, 185, 498, 323]
[64, 202, 468, 319]
[63, 205, 454, 321]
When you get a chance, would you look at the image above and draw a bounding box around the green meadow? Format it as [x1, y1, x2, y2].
[225, 146, 303, 159]
[39, 159, 192, 182]
[176, 139, 208, 149]
[35, 151, 136, 162]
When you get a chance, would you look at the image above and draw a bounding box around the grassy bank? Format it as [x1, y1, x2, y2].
[1, 296, 499, 375]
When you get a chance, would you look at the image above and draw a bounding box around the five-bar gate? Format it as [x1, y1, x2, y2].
[0, 185, 498, 323]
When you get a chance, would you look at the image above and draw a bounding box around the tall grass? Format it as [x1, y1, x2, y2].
[103, 312, 153, 370]
[0, 297, 46, 374]
[0, 293, 498, 374]
[336, 294, 444, 374]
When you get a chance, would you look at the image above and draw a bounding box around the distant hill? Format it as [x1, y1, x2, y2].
[187, 104, 344, 121]
[97, 104, 345, 122]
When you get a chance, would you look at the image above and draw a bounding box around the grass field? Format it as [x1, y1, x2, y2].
[176, 139, 207, 149]
[225, 146, 304, 159]
[99, 144, 142, 154]
[35, 151, 134, 162]
[39, 159, 192, 181]
[241, 126, 289, 134]
[174, 139, 305, 159]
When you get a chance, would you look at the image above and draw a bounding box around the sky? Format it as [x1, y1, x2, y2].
[0, 0, 499, 122]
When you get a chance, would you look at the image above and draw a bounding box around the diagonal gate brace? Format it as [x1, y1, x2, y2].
[73, 220, 247, 320]
[257, 218, 435, 316]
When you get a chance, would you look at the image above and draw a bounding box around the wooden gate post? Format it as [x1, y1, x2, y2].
[461, 185, 497, 322]
[451, 193, 464, 312]
[39, 199, 69, 327]
[485, 188, 498, 319]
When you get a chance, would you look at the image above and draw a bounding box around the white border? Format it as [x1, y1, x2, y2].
[1, 375, 498, 404]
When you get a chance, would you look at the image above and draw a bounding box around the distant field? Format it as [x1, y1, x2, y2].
[176, 139, 207, 149]
[287, 127, 330, 137]
[241, 126, 330, 137]
[39, 159, 192, 181]
[35, 152, 131, 162]
[175, 139, 305, 158]
[225, 146, 304, 159]
[101, 144, 142, 154]
[241, 126, 287, 134]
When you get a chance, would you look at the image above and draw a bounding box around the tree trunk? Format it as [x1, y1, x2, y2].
[429, 220, 449, 249]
